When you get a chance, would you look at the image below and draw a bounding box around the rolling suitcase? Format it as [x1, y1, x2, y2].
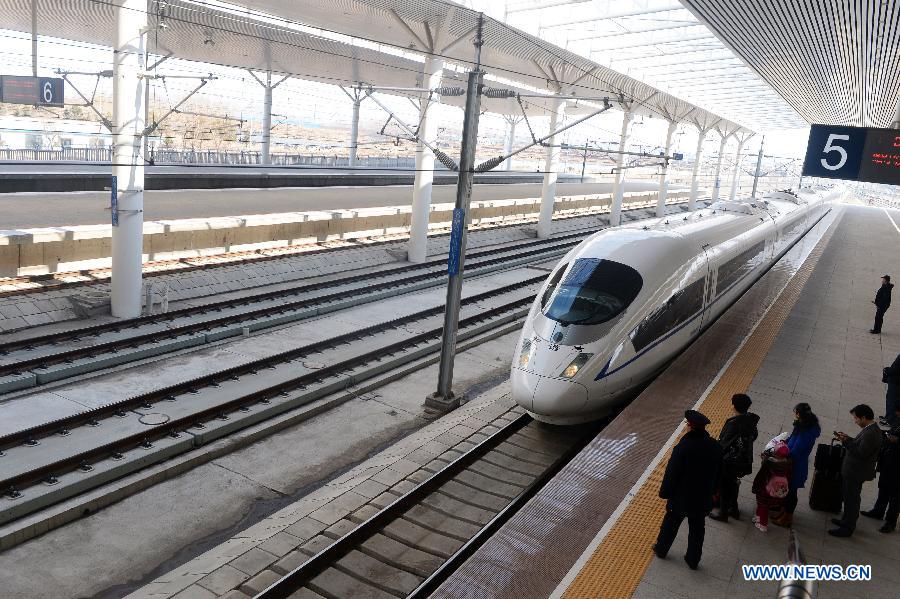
[808, 470, 842, 512]
[809, 440, 845, 513]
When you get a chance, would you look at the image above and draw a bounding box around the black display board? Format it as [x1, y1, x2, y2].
[802, 124, 900, 185]
[0, 75, 65, 107]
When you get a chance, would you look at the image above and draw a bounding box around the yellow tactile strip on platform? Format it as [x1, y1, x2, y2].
[561, 221, 839, 599]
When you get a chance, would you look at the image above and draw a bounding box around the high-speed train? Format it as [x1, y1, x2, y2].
[512, 188, 836, 424]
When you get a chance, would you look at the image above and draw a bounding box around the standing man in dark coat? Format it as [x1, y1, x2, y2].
[882, 353, 900, 427]
[862, 406, 900, 533]
[653, 410, 723, 570]
[871, 275, 893, 334]
[829, 404, 883, 537]
[710, 393, 759, 522]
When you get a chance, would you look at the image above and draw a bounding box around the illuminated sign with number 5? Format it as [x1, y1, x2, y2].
[802, 124, 899, 185]
[820, 134, 849, 170]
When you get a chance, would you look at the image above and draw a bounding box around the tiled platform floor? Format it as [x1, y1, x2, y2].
[633, 205, 900, 599]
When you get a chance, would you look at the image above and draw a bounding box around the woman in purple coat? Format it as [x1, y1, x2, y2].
[773, 403, 821, 527]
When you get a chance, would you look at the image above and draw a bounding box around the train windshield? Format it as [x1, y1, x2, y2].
[543, 258, 643, 325]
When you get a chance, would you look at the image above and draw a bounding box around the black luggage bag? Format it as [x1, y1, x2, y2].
[809, 440, 845, 513]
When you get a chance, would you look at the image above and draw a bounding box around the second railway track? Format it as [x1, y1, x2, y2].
[0, 231, 585, 393]
[0, 275, 546, 525]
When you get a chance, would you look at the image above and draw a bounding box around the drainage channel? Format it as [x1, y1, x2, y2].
[252, 412, 592, 599]
[0, 276, 545, 526]
[0, 232, 582, 394]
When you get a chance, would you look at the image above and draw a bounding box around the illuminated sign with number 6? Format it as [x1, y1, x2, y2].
[802, 124, 900, 185]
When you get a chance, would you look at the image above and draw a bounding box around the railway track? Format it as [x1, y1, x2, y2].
[0, 231, 583, 393]
[0, 275, 545, 525]
[253, 412, 590, 599]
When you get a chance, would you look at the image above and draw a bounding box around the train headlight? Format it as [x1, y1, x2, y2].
[560, 353, 593, 378]
[518, 337, 533, 368]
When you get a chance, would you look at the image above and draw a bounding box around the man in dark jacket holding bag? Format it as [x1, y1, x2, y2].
[862, 406, 900, 533]
[653, 410, 722, 570]
[829, 404, 883, 537]
[710, 393, 759, 522]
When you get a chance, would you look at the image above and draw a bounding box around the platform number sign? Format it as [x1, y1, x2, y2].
[802, 124, 900, 185]
[0, 75, 65, 107]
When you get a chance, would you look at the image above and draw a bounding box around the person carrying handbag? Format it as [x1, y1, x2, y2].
[751, 441, 793, 532]
[772, 403, 821, 527]
[710, 394, 759, 522]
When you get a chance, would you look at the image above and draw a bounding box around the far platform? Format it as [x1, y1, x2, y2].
[432, 204, 900, 599]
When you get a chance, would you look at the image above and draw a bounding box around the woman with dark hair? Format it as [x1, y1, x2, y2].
[772, 403, 821, 527]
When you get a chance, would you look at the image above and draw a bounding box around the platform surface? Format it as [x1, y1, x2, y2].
[0, 179, 673, 229]
[431, 204, 900, 599]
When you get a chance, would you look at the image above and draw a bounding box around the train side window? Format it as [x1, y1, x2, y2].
[630, 276, 706, 352]
[540, 264, 568, 308]
[543, 258, 643, 326]
[716, 241, 765, 293]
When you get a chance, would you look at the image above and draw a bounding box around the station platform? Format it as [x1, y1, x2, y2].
[431, 204, 900, 599]
[0, 163, 577, 194]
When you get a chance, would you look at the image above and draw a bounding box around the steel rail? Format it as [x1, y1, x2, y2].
[253, 413, 533, 599]
[0, 232, 582, 361]
[0, 284, 540, 495]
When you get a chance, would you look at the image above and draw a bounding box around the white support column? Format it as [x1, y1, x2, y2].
[503, 118, 517, 171]
[261, 71, 273, 165]
[688, 128, 707, 210]
[31, 0, 38, 76]
[609, 108, 634, 226]
[111, 0, 146, 318]
[537, 96, 566, 238]
[348, 97, 361, 167]
[408, 56, 444, 263]
[710, 133, 729, 203]
[728, 136, 748, 201]
[655, 119, 678, 218]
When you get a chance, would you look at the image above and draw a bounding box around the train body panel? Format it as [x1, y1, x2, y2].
[512, 188, 837, 424]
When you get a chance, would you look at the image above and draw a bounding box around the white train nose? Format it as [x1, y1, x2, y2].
[511, 367, 588, 418]
[533, 376, 588, 418]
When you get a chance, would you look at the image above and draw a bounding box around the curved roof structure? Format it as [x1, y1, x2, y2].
[680, 0, 900, 128]
[1, 0, 747, 131]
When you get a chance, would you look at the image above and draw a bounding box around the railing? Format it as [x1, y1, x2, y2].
[0, 147, 418, 169]
[776, 530, 814, 599]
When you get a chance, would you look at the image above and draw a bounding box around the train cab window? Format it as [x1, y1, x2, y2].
[630, 276, 706, 352]
[540, 263, 568, 308]
[542, 258, 643, 326]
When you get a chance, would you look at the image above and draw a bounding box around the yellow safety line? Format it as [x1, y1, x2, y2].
[562, 218, 839, 599]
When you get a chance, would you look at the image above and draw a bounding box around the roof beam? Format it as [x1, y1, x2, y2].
[589, 33, 715, 52]
[541, 4, 685, 30]
[566, 22, 700, 42]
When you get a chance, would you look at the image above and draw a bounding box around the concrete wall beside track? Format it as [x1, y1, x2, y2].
[0, 191, 688, 277]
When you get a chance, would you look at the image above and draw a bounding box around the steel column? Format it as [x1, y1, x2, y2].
[503, 118, 517, 171]
[408, 56, 444, 263]
[349, 97, 361, 167]
[728, 137, 748, 201]
[710, 133, 728, 203]
[750, 136, 764, 198]
[261, 71, 273, 164]
[609, 109, 633, 226]
[656, 119, 678, 218]
[111, 0, 147, 318]
[428, 69, 484, 410]
[688, 128, 707, 210]
[537, 96, 566, 238]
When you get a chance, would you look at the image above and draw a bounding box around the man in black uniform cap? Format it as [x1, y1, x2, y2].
[653, 409, 723, 570]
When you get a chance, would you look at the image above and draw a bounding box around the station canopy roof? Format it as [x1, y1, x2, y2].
[3, 0, 747, 132]
[680, 0, 900, 129]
